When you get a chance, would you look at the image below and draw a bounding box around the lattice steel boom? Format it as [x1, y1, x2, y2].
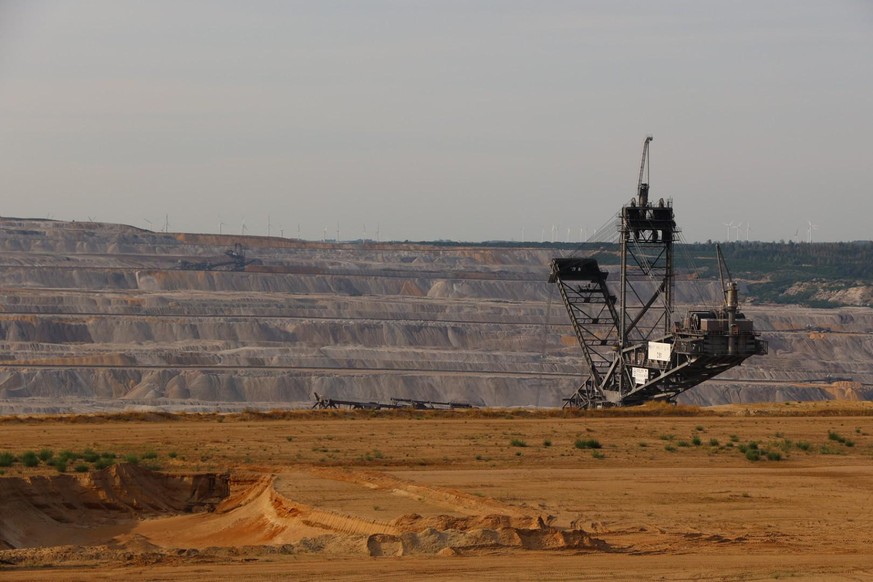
[551, 137, 767, 408]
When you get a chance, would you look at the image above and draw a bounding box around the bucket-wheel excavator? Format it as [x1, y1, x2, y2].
[550, 137, 767, 408]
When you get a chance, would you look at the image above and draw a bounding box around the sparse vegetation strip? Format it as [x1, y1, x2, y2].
[0, 447, 164, 473]
[2, 401, 873, 425]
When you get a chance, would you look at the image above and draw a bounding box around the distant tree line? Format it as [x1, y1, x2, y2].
[403, 239, 873, 307]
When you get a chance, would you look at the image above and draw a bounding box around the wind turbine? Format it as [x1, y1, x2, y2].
[807, 220, 819, 243]
[163, 214, 169, 233]
[723, 221, 735, 242]
[745, 222, 751, 242]
[240, 218, 247, 235]
[144, 218, 154, 230]
[733, 222, 743, 242]
[267, 215, 272, 237]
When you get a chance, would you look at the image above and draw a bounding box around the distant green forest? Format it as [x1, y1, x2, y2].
[419, 239, 873, 307]
[676, 242, 873, 307]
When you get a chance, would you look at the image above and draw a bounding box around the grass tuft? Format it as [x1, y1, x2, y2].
[574, 439, 602, 450]
[20, 451, 39, 468]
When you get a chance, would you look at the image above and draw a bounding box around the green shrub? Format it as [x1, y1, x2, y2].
[57, 450, 77, 463]
[123, 454, 140, 465]
[54, 460, 67, 473]
[709, 438, 720, 447]
[677, 440, 690, 447]
[74, 464, 89, 473]
[745, 449, 761, 462]
[142, 451, 158, 460]
[101, 451, 117, 460]
[38, 449, 54, 462]
[94, 458, 113, 470]
[510, 439, 527, 448]
[0, 452, 15, 467]
[574, 439, 602, 450]
[796, 441, 812, 451]
[168, 451, 178, 459]
[20, 451, 39, 468]
[82, 448, 100, 463]
[691, 436, 702, 446]
[664, 444, 676, 452]
[766, 451, 782, 461]
[592, 451, 605, 459]
[543, 439, 552, 447]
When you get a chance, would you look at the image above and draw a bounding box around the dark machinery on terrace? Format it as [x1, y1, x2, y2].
[312, 392, 475, 411]
[177, 243, 259, 271]
[550, 136, 767, 408]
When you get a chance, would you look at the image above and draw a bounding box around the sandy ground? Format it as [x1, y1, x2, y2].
[2, 404, 873, 580]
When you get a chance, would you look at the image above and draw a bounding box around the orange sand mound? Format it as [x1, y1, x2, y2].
[0, 463, 602, 563]
[0, 464, 227, 549]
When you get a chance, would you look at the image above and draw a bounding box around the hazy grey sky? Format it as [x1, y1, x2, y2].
[1, 1, 871, 242]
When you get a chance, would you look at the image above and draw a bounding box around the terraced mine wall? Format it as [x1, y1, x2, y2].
[1, 217, 872, 413]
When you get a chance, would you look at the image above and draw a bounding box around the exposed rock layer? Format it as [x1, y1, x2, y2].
[1, 217, 871, 411]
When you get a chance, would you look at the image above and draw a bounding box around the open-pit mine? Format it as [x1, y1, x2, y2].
[0, 215, 871, 415]
[1, 170, 872, 578]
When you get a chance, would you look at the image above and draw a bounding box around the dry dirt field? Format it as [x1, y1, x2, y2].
[2, 402, 873, 581]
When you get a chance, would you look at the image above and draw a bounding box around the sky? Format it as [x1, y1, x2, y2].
[0, 1, 871, 243]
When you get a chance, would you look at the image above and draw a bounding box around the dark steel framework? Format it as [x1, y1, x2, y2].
[311, 392, 474, 411]
[551, 137, 767, 408]
[177, 243, 258, 271]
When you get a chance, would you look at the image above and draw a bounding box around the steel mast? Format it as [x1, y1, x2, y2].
[550, 137, 766, 408]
